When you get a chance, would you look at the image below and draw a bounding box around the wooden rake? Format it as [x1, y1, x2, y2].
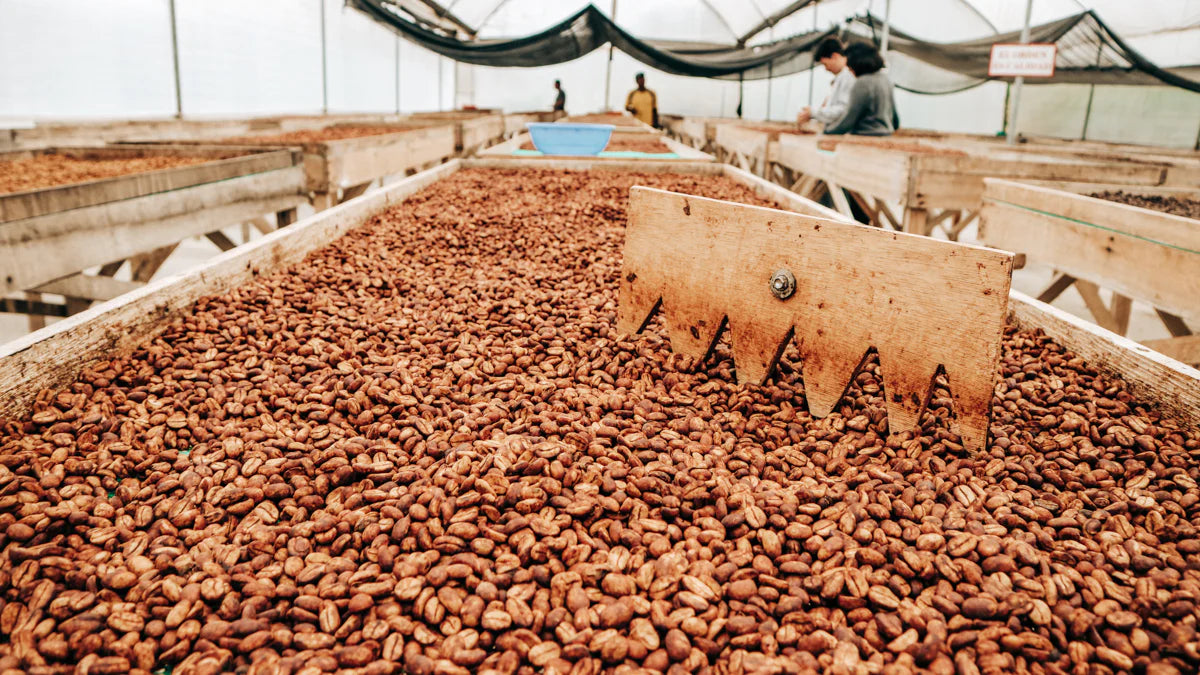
[618, 187, 1015, 450]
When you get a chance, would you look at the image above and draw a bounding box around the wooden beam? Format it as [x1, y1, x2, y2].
[25, 292, 46, 330]
[903, 207, 929, 235]
[1074, 280, 1121, 334]
[824, 179, 855, 220]
[129, 244, 178, 283]
[1142, 335, 1200, 366]
[1, 297, 68, 318]
[1110, 293, 1133, 336]
[876, 199, 902, 231]
[32, 274, 144, 302]
[1037, 273, 1077, 303]
[1156, 309, 1192, 338]
[204, 231, 237, 252]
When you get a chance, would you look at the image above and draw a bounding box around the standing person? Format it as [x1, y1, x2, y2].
[797, 38, 855, 129]
[553, 80, 566, 118]
[823, 42, 900, 136]
[624, 73, 658, 127]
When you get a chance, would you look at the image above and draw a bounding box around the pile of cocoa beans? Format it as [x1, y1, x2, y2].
[0, 168, 1197, 675]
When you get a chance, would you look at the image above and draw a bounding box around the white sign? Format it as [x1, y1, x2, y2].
[988, 43, 1057, 78]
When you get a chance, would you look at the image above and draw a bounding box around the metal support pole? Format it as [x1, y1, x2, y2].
[766, 27, 774, 120]
[603, 0, 617, 111]
[807, 1, 818, 107]
[394, 34, 401, 114]
[1005, 0, 1034, 146]
[168, 0, 182, 118]
[319, 0, 328, 115]
[1080, 37, 1104, 140]
[880, 0, 892, 56]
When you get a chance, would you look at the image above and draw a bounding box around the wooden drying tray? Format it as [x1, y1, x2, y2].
[137, 122, 459, 211]
[770, 133, 1172, 239]
[980, 179, 1200, 365]
[407, 111, 506, 153]
[503, 111, 557, 138]
[1, 155, 1194, 447]
[477, 131, 714, 163]
[895, 129, 1200, 187]
[559, 113, 658, 134]
[713, 122, 817, 178]
[6, 118, 265, 149]
[0, 144, 305, 324]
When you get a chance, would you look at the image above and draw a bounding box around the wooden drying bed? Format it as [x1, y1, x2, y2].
[147, 123, 459, 211]
[0, 144, 305, 331]
[713, 122, 816, 178]
[502, 111, 556, 139]
[478, 132, 713, 162]
[769, 134, 1173, 240]
[560, 114, 658, 133]
[981, 179, 1200, 365]
[408, 111, 505, 155]
[2, 156, 1195, 441]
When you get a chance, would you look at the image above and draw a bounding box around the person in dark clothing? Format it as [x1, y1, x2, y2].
[823, 42, 900, 136]
[553, 80, 566, 116]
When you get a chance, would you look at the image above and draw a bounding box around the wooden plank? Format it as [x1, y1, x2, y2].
[979, 183, 1200, 319]
[832, 145, 912, 204]
[0, 167, 306, 294]
[0, 298, 68, 318]
[32, 274, 144, 302]
[0, 147, 299, 222]
[1142, 335, 1200, 365]
[983, 179, 1200, 251]
[903, 207, 929, 235]
[618, 187, 1014, 450]
[322, 126, 457, 190]
[1156, 309, 1192, 338]
[25, 293, 46, 330]
[130, 244, 178, 282]
[0, 159, 464, 421]
[1074, 280, 1121, 334]
[721, 165, 848, 223]
[205, 231, 238, 252]
[464, 157, 724, 174]
[1008, 290, 1200, 430]
[1110, 293, 1133, 336]
[1037, 273, 1077, 303]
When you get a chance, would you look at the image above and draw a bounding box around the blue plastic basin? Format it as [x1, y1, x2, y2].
[527, 122, 614, 156]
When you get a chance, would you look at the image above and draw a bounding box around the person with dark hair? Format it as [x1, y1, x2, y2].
[797, 38, 855, 128]
[823, 42, 900, 136]
[553, 80, 566, 116]
[625, 73, 658, 127]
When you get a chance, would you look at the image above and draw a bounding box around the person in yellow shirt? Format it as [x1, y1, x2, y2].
[624, 73, 658, 127]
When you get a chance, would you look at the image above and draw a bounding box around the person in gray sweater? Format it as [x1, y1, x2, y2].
[823, 42, 900, 136]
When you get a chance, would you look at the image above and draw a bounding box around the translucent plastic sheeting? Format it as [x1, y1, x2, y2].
[0, 0, 452, 119]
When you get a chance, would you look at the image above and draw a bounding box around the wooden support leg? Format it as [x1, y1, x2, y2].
[948, 210, 979, 242]
[1110, 293, 1132, 336]
[339, 182, 372, 204]
[25, 292, 46, 331]
[311, 193, 336, 212]
[276, 207, 298, 227]
[824, 181, 855, 220]
[247, 217, 275, 236]
[129, 244, 177, 283]
[1074, 280, 1130, 335]
[240, 222, 251, 245]
[1037, 273, 1077, 303]
[205, 231, 238, 252]
[875, 200, 902, 231]
[903, 207, 929, 236]
[849, 192, 880, 228]
[1155, 309, 1192, 337]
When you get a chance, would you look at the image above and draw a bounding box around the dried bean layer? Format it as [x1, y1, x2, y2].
[0, 154, 230, 195]
[1089, 191, 1200, 220]
[223, 126, 422, 147]
[1, 169, 1198, 675]
[519, 138, 674, 154]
